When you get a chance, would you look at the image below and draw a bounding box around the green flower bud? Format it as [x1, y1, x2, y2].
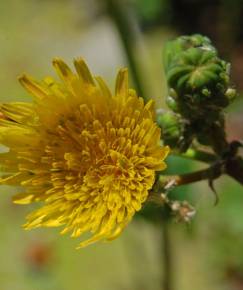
[156, 110, 182, 148]
[163, 34, 215, 75]
[225, 87, 237, 101]
[166, 95, 179, 112]
[163, 34, 234, 118]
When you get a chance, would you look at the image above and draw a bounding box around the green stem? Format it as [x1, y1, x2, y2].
[161, 218, 173, 290]
[158, 165, 222, 189]
[179, 148, 217, 163]
[105, 0, 147, 101]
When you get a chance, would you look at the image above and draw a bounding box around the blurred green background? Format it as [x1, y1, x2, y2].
[0, 0, 243, 290]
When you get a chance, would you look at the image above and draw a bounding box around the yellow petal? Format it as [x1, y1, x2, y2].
[95, 76, 112, 99]
[0, 102, 36, 124]
[13, 192, 35, 204]
[106, 225, 124, 241]
[0, 172, 31, 185]
[115, 68, 128, 96]
[19, 74, 49, 99]
[52, 58, 74, 84]
[74, 58, 95, 85]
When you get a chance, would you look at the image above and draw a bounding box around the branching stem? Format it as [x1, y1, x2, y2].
[158, 164, 222, 190]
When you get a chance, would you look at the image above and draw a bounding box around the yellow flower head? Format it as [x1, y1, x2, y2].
[0, 58, 169, 248]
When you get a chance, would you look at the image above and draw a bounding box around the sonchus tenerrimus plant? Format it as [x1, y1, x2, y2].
[0, 33, 242, 249]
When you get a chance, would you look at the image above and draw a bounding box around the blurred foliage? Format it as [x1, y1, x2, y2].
[133, 0, 172, 26]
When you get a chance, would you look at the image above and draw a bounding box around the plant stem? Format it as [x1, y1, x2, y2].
[225, 156, 243, 185]
[158, 165, 222, 189]
[105, 0, 147, 101]
[179, 148, 217, 163]
[161, 218, 173, 290]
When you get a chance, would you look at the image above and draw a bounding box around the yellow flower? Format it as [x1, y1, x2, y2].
[0, 58, 169, 248]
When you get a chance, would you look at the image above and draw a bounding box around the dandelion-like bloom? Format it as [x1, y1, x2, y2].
[0, 59, 169, 247]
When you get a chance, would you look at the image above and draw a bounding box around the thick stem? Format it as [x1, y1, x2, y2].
[105, 0, 147, 101]
[207, 121, 229, 156]
[225, 156, 243, 185]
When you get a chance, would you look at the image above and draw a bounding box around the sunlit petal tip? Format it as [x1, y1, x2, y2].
[95, 76, 112, 98]
[52, 57, 67, 67]
[18, 73, 33, 89]
[76, 234, 104, 249]
[106, 226, 123, 241]
[22, 223, 30, 230]
[73, 58, 95, 85]
[18, 74, 48, 99]
[115, 67, 129, 95]
[144, 99, 155, 110]
[164, 145, 171, 157]
[12, 193, 33, 205]
[52, 58, 73, 80]
[156, 145, 171, 163]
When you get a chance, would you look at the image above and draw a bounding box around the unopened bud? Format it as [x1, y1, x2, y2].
[225, 88, 236, 101]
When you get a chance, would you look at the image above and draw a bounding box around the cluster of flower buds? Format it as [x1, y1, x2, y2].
[160, 34, 237, 151]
